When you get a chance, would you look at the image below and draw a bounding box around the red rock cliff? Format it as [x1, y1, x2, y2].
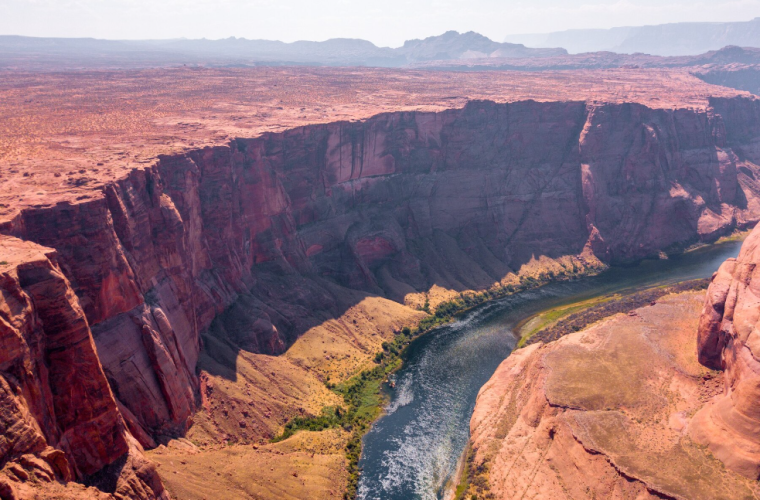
[0, 236, 166, 499]
[694, 222, 760, 479]
[3, 97, 760, 452]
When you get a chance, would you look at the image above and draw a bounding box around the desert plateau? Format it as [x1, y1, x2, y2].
[3, 7, 760, 500]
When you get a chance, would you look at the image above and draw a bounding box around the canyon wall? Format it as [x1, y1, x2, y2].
[694, 222, 760, 479]
[696, 66, 760, 99]
[0, 237, 166, 499]
[4, 97, 760, 495]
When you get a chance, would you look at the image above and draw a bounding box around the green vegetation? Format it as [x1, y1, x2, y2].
[271, 406, 345, 442]
[686, 229, 751, 253]
[515, 295, 615, 348]
[522, 279, 710, 347]
[272, 265, 603, 499]
[452, 446, 473, 500]
[716, 229, 752, 244]
[272, 328, 414, 499]
[0, 261, 8, 266]
[453, 446, 491, 500]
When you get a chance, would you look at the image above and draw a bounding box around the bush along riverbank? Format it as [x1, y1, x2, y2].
[271, 264, 606, 499]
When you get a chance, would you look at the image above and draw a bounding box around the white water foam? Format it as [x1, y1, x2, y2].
[385, 373, 415, 415]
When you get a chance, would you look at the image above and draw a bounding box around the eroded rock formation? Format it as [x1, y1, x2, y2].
[0, 236, 166, 499]
[468, 292, 758, 500]
[694, 223, 760, 478]
[4, 96, 760, 496]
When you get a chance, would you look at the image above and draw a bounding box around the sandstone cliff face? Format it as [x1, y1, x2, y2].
[469, 292, 758, 500]
[694, 223, 760, 479]
[0, 236, 166, 499]
[3, 97, 760, 452]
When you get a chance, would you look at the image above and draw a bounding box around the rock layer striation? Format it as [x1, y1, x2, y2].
[4, 96, 760, 496]
[694, 223, 760, 478]
[0, 236, 166, 499]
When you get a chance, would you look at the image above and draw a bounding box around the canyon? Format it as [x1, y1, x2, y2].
[3, 67, 760, 498]
[465, 223, 760, 500]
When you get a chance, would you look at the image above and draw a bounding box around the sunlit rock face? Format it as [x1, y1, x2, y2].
[4, 97, 760, 456]
[694, 223, 760, 479]
[469, 291, 759, 500]
[0, 236, 167, 499]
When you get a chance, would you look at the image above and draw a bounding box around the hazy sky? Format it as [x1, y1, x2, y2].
[3, 0, 760, 47]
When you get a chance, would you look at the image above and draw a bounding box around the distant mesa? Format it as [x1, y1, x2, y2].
[505, 17, 760, 56]
[0, 31, 566, 71]
[410, 44, 760, 72]
[8, 29, 760, 73]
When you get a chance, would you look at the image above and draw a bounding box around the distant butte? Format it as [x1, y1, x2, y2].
[0, 66, 751, 221]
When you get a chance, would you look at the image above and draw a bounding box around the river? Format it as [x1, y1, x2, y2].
[356, 240, 743, 500]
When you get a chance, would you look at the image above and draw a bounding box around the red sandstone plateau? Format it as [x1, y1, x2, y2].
[0, 66, 749, 221]
[3, 65, 760, 498]
[468, 290, 759, 500]
[466, 224, 760, 499]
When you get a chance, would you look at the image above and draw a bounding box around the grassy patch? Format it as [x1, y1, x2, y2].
[452, 446, 473, 500]
[686, 229, 751, 253]
[715, 229, 752, 244]
[273, 327, 416, 499]
[454, 447, 491, 500]
[516, 295, 615, 348]
[0, 261, 8, 266]
[523, 279, 709, 347]
[271, 305, 483, 498]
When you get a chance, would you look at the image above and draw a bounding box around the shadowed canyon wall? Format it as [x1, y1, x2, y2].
[3, 97, 760, 496]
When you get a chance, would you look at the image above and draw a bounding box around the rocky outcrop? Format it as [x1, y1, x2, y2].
[468, 292, 758, 500]
[0, 236, 166, 499]
[3, 97, 760, 452]
[693, 223, 760, 478]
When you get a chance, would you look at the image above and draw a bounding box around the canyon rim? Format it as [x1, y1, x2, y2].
[3, 26, 760, 500]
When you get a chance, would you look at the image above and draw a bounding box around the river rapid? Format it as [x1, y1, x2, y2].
[357, 241, 743, 500]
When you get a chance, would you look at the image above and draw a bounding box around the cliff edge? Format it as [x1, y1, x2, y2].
[468, 290, 759, 500]
[0, 236, 166, 499]
[467, 224, 760, 499]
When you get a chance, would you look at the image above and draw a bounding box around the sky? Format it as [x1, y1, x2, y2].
[2, 0, 760, 47]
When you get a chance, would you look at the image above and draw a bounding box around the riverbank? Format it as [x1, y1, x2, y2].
[516, 279, 710, 348]
[270, 233, 750, 499]
[510, 230, 753, 350]
[272, 263, 607, 498]
[450, 234, 753, 499]
[358, 236, 747, 499]
[452, 279, 711, 498]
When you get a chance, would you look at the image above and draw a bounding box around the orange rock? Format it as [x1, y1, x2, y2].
[470, 292, 758, 500]
[694, 223, 760, 478]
